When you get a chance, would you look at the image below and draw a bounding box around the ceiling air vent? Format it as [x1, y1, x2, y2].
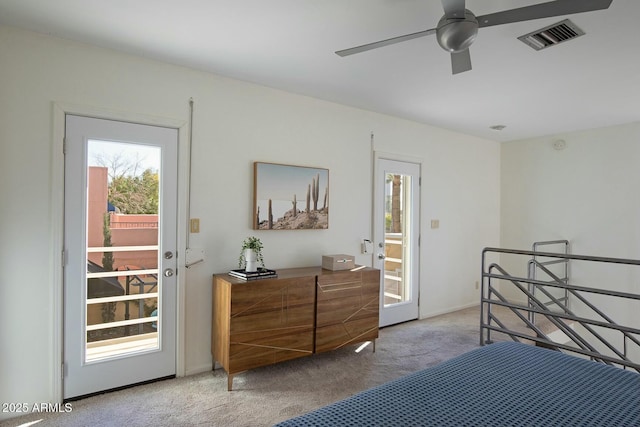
[518, 19, 585, 51]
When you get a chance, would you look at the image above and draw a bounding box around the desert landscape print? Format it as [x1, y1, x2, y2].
[254, 162, 328, 230]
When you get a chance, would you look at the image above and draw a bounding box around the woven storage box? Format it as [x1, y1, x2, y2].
[322, 254, 355, 271]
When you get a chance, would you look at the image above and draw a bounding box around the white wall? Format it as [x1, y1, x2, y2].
[0, 24, 500, 418]
[501, 122, 640, 267]
[502, 123, 640, 258]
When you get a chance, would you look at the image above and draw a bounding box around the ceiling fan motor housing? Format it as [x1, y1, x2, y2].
[436, 9, 479, 53]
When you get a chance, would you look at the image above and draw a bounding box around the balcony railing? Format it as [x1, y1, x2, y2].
[110, 222, 158, 229]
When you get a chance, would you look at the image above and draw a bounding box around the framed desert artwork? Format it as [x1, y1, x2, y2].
[253, 162, 329, 230]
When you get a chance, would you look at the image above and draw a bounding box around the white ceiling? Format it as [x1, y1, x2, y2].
[1, 0, 639, 142]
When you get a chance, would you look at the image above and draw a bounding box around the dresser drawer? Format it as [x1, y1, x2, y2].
[229, 326, 314, 373]
[315, 269, 380, 353]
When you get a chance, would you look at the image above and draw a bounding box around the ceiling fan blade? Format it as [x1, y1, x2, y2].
[451, 49, 472, 74]
[477, 0, 612, 28]
[335, 28, 436, 57]
[441, 0, 466, 18]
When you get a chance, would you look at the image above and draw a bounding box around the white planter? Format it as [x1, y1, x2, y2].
[245, 248, 258, 272]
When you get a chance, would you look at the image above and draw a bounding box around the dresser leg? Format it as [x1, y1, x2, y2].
[373, 339, 376, 353]
[227, 374, 234, 391]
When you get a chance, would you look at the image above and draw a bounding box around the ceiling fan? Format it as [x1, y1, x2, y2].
[335, 0, 613, 74]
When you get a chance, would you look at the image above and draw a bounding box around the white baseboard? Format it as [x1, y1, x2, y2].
[185, 362, 213, 377]
[421, 301, 480, 319]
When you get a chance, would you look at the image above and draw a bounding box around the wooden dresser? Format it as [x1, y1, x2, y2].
[212, 266, 380, 390]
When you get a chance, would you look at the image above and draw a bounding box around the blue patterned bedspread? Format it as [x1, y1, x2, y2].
[275, 341, 640, 426]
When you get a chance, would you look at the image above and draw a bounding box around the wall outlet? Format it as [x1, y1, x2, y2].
[430, 219, 440, 229]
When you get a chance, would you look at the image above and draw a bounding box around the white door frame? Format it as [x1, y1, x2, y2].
[51, 102, 189, 403]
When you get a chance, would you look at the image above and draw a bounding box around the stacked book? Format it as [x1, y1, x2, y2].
[228, 268, 278, 281]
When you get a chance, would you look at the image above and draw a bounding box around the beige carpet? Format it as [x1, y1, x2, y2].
[2, 306, 486, 427]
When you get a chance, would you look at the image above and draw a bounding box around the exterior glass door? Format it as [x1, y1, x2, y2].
[64, 115, 177, 399]
[374, 157, 420, 327]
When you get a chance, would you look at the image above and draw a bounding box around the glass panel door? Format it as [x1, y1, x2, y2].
[374, 158, 420, 327]
[64, 115, 177, 399]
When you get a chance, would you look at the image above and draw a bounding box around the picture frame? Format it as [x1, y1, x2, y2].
[253, 162, 329, 230]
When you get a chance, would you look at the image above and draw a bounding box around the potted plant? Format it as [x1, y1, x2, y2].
[238, 236, 265, 272]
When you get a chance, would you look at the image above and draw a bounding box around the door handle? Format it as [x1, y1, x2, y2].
[378, 253, 386, 260]
[163, 268, 174, 277]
